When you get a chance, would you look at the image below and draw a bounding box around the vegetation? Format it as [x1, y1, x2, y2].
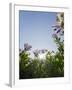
[19, 13, 64, 79]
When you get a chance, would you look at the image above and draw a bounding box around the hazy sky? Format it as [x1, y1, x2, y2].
[19, 10, 57, 52]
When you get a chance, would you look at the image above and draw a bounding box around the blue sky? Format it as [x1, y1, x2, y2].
[19, 10, 57, 52]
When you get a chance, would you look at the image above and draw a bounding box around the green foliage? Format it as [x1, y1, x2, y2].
[19, 51, 31, 79]
[19, 39, 64, 79]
